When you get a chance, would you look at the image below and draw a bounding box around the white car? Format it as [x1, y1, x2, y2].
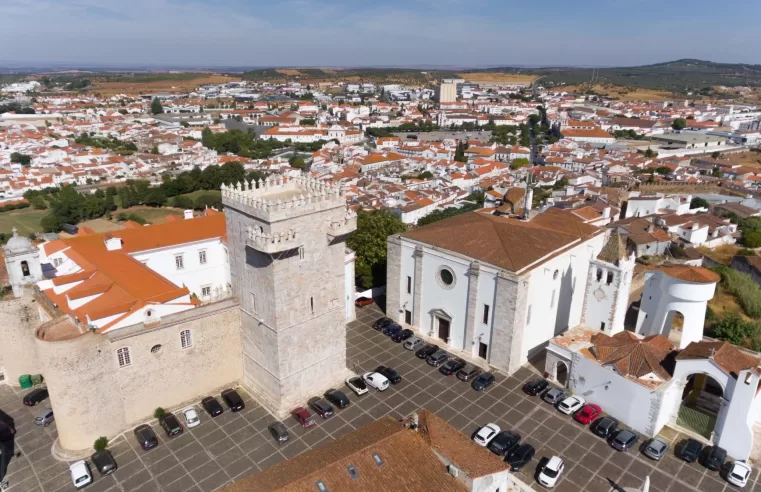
[345, 376, 369, 396]
[183, 407, 201, 428]
[557, 395, 585, 415]
[538, 456, 564, 488]
[728, 461, 752, 487]
[473, 423, 501, 447]
[362, 372, 390, 391]
[69, 460, 92, 489]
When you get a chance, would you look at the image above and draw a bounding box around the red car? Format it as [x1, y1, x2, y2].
[574, 404, 602, 425]
[291, 407, 316, 428]
[355, 296, 374, 307]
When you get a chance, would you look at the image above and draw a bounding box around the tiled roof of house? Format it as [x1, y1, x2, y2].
[591, 331, 674, 381]
[677, 341, 760, 378]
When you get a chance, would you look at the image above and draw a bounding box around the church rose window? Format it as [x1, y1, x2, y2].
[437, 267, 455, 288]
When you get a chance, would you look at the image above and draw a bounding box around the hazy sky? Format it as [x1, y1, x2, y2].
[1, 0, 760, 68]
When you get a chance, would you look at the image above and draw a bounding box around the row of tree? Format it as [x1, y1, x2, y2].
[200, 128, 328, 159]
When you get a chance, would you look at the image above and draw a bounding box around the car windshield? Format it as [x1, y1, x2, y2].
[543, 467, 559, 478]
[75, 476, 89, 484]
[732, 468, 749, 480]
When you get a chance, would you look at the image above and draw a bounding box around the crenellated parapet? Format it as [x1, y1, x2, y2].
[246, 226, 302, 254]
[327, 209, 358, 240]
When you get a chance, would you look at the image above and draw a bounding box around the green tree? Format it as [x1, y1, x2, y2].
[347, 210, 407, 289]
[511, 158, 529, 170]
[690, 197, 709, 209]
[10, 152, 31, 166]
[711, 313, 758, 346]
[552, 176, 569, 190]
[671, 118, 687, 130]
[289, 156, 307, 170]
[712, 167, 723, 178]
[172, 195, 194, 209]
[194, 194, 221, 210]
[151, 97, 164, 115]
[643, 148, 658, 158]
[454, 142, 468, 163]
[93, 437, 109, 452]
[30, 195, 48, 210]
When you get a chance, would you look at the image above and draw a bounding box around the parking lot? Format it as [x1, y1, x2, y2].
[1, 300, 760, 491]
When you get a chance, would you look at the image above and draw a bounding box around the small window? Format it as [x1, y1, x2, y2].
[180, 329, 192, 349]
[201, 285, 211, 298]
[175, 255, 184, 270]
[347, 465, 359, 480]
[406, 276, 412, 294]
[117, 347, 131, 368]
[310, 297, 314, 314]
[299, 246, 305, 260]
[606, 272, 614, 285]
[53, 257, 63, 267]
[482, 304, 490, 324]
[21, 260, 30, 277]
[199, 250, 207, 264]
[600, 322, 606, 331]
[596, 268, 603, 282]
[372, 453, 384, 466]
[150, 344, 162, 354]
[316, 481, 328, 492]
[405, 310, 412, 324]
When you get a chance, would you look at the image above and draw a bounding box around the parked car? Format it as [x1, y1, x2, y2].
[182, 408, 200, 428]
[592, 416, 619, 439]
[642, 437, 669, 461]
[426, 350, 449, 367]
[133, 424, 158, 451]
[404, 337, 424, 351]
[727, 461, 752, 487]
[291, 407, 316, 428]
[383, 323, 402, 337]
[523, 379, 548, 396]
[34, 409, 54, 427]
[456, 365, 482, 382]
[538, 456, 565, 488]
[355, 296, 374, 307]
[160, 413, 183, 438]
[307, 397, 334, 419]
[22, 388, 49, 406]
[471, 372, 496, 391]
[700, 445, 727, 471]
[201, 396, 224, 417]
[557, 395, 585, 415]
[362, 372, 390, 391]
[473, 423, 501, 447]
[374, 366, 401, 384]
[91, 450, 117, 476]
[542, 388, 566, 405]
[268, 422, 290, 444]
[415, 344, 438, 359]
[676, 439, 703, 463]
[221, 389, 245, 412]
[391, 329, 414, 343]
[345, 376, 368, 396]
[573, 404, 601, 425]
[506, 443, 535, 471]
[439, 358, 466, 376]
[372, 317, 393, 331]
[610, 429, 638, 452]
[324, 389, 350, 409]
[487, 430, 521, 456]
[69, 460, 92, 489]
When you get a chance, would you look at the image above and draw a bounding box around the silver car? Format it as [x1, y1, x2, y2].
[35, 408, 54, 427]
[404, 337, 424, 351]
[643, 437, 669, 460]
[542, 388, 566, 405]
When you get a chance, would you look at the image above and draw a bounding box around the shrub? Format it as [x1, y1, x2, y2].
[737, 249, 756, 256]
[154, 407, 166, 420]
[93, 437, 108, 452]
[713, 266, 761, 318]
[126, 213, 147, 225]
[710, 313, 759, 345]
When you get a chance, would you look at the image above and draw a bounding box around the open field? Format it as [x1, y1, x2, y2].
[562, 83, 674, 102]
[118, 206, 184, 224]
[714, 150, 761, 170]
[92, 74, 241, 96]
[457, 73, 537, 84]
[0, 209, 47, 235]
[275, 69, 304, 76]
[76, 218, 125, 233]
[708, 285, 750, 321]
[699, 244, 740, 265]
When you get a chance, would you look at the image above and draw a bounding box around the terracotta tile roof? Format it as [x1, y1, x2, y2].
[591, 331, 674, 381]
[653, 265, 720, 284]
[402, 210, 600, 273]
[677, 341, 760, 378]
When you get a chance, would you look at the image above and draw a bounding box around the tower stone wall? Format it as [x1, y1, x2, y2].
[222, 176, 357, 417]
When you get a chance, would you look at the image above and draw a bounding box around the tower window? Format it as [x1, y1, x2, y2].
[606, 272, 614, 285]
[596, 268, 603, 282]
[407, 276, 412, 294]
[21, 260, 30, 277]
[116, 347, 132, 368]
[482, 304, 490, 324]
[310, 297, 314, 313]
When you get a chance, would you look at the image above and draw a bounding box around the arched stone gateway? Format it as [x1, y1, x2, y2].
[544, 349, 572, 387]
[676, 372, 725, 439]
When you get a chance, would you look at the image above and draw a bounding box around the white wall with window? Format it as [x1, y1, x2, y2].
[116, 347, 132, 368]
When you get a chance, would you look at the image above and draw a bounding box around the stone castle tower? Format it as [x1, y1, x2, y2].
[222, 175, 357, 417]
[581, 231, 635, 336]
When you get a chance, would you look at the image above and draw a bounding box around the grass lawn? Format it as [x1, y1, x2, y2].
[0, 208, 48, 235]
[117, 206, 183, 224]
[171, 190, 221, 204]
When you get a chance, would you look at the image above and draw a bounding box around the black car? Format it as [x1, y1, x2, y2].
[592, 416, 619, 439]
[426, 350, 449, 367]
[91, 450, 117, 476]
[201, 396, 224, 417]
[700, 445, 727, 471]
[324, 389, 350, 409]
[160, 413, 183, 438]
[22, 388, 49, 406]
[372, 317, 393, 331]
[221, 389, 245, 412]
[308, 397, 334, 418]
[416, 344, 438, 359]
[383, 323, 403, 337]
[439, 358, 466, 376]
[506, 443, 535, 471]
[456, 365, 482, 382]
[391, 329, 414, 343]
[522, 379, 549, 396]
[133, 424, 158, 451]
[676, 439, 703, 463]
[375, 366, 402, 384]
[268, 422, 290, 444]
[487, 431, 521, 456]
[472, 372, 496, 391]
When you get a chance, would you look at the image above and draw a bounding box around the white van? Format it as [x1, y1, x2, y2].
[69, 460, 92, 489]
[362, 372, 389, 391]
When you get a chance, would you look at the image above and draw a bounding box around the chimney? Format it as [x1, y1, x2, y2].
[184, 210, 194, 220]
[104, 235, 122, 251]
[647, 223, 654, 233]
[602, 207, 611, 219]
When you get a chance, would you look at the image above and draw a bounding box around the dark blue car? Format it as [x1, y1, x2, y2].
[383, 323, 402, 337]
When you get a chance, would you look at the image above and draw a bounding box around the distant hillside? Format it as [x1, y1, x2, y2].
[241, 68, 461, 85]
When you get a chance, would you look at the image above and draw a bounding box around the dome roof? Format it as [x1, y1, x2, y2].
[3, 228, 34, 254]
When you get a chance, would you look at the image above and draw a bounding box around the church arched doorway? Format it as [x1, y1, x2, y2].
[555, 361, 569, 386]
[676, 373, 723, 439]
